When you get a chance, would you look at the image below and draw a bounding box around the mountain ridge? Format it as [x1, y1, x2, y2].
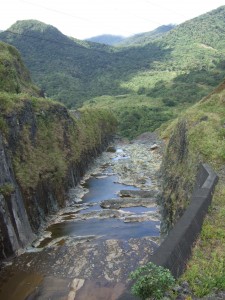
[86, 34, 125, 45]
[1, 7, 225, 137]
[117, 24, 176, 46]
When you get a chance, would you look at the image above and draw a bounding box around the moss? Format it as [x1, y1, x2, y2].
[8, 99, 117, 190]
[0, 116, 8, 135]
[0, 183, 15, 197]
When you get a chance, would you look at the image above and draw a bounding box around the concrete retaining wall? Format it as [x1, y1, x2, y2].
[150, 163, 219, 278]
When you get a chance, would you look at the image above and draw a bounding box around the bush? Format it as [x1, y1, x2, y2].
[129, 262, 175, 300]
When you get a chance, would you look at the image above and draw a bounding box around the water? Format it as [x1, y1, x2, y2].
[47, 218, 160, 241]
[82, 174, 139, 203]
[0, 145, 161, 300]
[38, 149, 160, 246]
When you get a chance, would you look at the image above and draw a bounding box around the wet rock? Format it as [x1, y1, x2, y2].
[124, 214, 159, 223]
[112, 142, 162, 188]
[77, 209, 126, 220]
[68, 278, 85, 300]
[120, 190, 160, 198]
[100, 198, 157, 209]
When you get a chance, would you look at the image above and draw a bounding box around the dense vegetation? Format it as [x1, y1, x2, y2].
[86, 34, 125, 45]
[0, 41, 117, 192]
[0, 7, 225, 138]
[158, 80, 225, 297]
[0, 42, 40, 95]
[1, 7, 225, 299]
[2, 96, 117, 191]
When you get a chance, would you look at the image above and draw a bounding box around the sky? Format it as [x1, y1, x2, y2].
[1, 0, 225, 40]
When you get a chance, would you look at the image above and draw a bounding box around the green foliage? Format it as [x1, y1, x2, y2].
[2, 7, 225, 110]
[0, 44, 117, 190]
[0, 41, 40, 96]
[2, 8, 225, 137]
[86, 34, 125, 45]
[129, 262, 175, 300]
[84, 93, 181, 139]
[0, 183, 15, 197]
[7, 97, 117, 190]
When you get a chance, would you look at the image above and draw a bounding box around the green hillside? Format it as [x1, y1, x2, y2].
[0, 42, 40, 96]
[1, 7, 225, 138]
[158, 79, 225, 298]
[84, 6, 225, 137]
[86, 34, 125, 45]
[0, 40, 117, 193]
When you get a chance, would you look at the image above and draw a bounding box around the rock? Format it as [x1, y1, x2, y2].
[124, 214, 158, 223]
[67, 278, 85, 300]
[100, 198, 157, 209]
[150, 144, 159, 150]
[172, 284, 183, 293]
[119, 190, 159, 198]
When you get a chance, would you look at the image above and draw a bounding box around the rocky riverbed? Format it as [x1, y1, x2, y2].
[0, 133, 164, 300]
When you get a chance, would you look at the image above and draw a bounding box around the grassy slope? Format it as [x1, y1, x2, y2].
[159, 81, 225, 297]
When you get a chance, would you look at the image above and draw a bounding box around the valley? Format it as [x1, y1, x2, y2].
[2, 6, 225, 138]
[0, 137, 162, 300]
[1, 4, 225, 300]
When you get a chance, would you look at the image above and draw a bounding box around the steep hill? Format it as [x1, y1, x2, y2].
[158, 78, 225, 298]
[1, 7, 225, 138]
[0, 41, 117, 259]
[0, 42, 41, 95]
[0, 20, 116, 107]
[84, 5, 225, 137]
[86, 34, 125, 45]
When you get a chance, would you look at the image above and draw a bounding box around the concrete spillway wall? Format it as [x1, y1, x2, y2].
[150, 163, 218, 278]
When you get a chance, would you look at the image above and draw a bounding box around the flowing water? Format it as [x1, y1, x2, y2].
[0, 141, 162, 300]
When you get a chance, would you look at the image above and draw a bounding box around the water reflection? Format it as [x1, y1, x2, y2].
[47, 218, 160, 241]
[82, 175, 139, 203]
[39, 147, 160, 247]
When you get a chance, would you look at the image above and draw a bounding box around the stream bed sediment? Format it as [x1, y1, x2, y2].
[0, 134, 163, 300]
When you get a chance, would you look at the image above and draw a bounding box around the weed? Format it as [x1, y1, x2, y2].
[129, 262, 175, 300]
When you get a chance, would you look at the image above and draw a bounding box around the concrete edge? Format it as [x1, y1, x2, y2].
[150, 163, 219, 278]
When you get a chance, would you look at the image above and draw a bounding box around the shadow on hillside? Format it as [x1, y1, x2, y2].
[90, 42, 173, 95]
[0, 29, 173, 108]
[146, 63, 225, 106]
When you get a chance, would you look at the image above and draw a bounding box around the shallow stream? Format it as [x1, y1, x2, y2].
[0, 139, 163, 300]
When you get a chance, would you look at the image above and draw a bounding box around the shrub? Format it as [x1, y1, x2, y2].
[129, 262, 175, 300]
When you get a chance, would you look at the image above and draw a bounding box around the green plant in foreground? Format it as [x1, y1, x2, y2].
[129, 262, 175, 300]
